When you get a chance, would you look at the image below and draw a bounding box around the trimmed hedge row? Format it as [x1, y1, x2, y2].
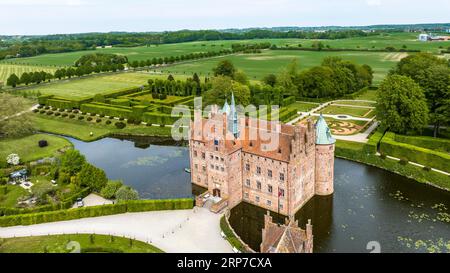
[102, 86, 145, 99]
[81, 103, 133, 119]
[142, 112, 186, 125]
[364, 129, 385, 154]
[394, 134, 450, 154]
[110, 98, 131, 107]
[0, 198, 194, 227]
[380, 132, 450, 172]
[335, 139, 450, 190]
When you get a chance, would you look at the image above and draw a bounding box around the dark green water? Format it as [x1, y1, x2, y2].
[68, 136, 450, 253]
[229, 159, 450, 253]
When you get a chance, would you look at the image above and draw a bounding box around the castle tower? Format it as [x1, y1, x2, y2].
[314, 114, 335, 196]
[228, 92, 239, 138]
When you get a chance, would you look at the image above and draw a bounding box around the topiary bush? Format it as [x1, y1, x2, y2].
[54, 112, 61, 116]
[78, 116, 84, 120]
[423, 166, 432, 172]
[399, 158, 409, 165]
[106, 120, 112, 125]
[46, 111, 53, 115]
[96, 118, 102, 123]
[62, 113, 68, 117]
[38, 140, 48, 148]
[115, 122, 126, 129]
[69, 114, 75, 119]
[87, 117, 93, 121]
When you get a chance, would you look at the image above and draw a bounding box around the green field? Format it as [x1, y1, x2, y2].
[156, 49, 404, 83]
[0, 64, 57, 84]
[0, 234, 163, 253]
[3, 33, 447, 67]
[1, 39, 300, 67]
[0, 134, 72, 165]
[23, 72, 157, 99]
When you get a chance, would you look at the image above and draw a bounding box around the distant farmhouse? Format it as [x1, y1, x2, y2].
[419, 33, 450, 42]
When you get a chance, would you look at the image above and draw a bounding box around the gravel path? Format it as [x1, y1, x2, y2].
[0, 207, 233, 253]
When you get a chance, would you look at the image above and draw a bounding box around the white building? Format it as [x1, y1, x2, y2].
[418, 34, 430, 42]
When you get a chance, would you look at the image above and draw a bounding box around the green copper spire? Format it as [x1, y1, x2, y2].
[315, 114, 335, 145]
[222, 99, 230, 115]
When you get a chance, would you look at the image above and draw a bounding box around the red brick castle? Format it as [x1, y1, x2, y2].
[189, 94, 335, 216]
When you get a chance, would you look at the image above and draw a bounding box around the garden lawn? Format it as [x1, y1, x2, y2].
[0, 234, 163, 253]
[32, 114, 173, 141]
[22, 72, 153, 100]
[0, 134, 72, 165]
[288, 101, 320, 112]
[0, 185, 28, 208]
[320, 105, 373, 118]
[354, 89, 378, 101]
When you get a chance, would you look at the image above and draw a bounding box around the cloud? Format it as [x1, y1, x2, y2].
[0, 0, 86, 6]
[366, 0, 382, 6]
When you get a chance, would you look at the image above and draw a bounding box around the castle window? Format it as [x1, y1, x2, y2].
[268, 185, 273, 194]
[194, 151, 197, 157]
[267, 200, 272, 206]
[195, 164, 198, 170]
[249, 141, 253, 147]
[257, 181, 262, 191]
[245, 163, 250, 171]
[256, 167, 261, 175]
[221, 158, 224, 162]
[215, 147, 219, 151]
[210, 164, 214, 169]
[256, 196, 260, 203]
[215, 156, 219, 161]
[215, 165, 219, 170]
[202, 166, 206, 172]
[201, 153, 205, 159]
[244, 192, 249, 199]
[221, 167, 224, 172]
[278, 148, 282, 154]
[268, 170, 272, 178]
[210, 155, 213, 160]
[214, 139, 219, 146]
[245, 179, 250, 187]
[280, 173, 285, 181]
[279, 188, 285, 198]
[197, 177, 200, 183]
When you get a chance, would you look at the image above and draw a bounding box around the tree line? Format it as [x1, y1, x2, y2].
[0, 29, 377, 61]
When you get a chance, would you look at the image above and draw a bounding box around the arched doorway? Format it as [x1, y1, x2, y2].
[213, 188, 221, 198]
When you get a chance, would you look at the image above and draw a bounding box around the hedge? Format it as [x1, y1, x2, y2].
[110, 98, 131, 107]
[46, 98, 76, 110]
[394, 134, 450, 154]
[364, 128, 386, 154]
[380, 132, 450, 172]
[0, 198, 194, 227]
[220, 215, 247, 252]
[102, 86, 145, 99]
[81, 103, 133, 119]
[142, 112, 186, 125]
[335, 139, 450, 190]
[281, 96, 296, 107]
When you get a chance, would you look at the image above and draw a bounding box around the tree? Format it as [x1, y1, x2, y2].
[0, 93, 34, 138]
[203, 76, 250, 106]
[376, 75, 429, 134]
[213, 60, 236, 78]
[60, 149, 86, 176]
[115, 185, 139, 201]
[262, 74, 277, 87]
[234, 70, 249, 85]
[20, 72, 31, 85]
[392, 53, 450, 136]
[6, 74, 19, 88]
[100, 180, 123, 199]
[76, 163, 108, 192]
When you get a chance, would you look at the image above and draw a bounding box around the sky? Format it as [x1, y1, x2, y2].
[0, 0, 449, 35]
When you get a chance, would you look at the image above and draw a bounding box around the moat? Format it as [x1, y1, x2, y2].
[68, 136, 450, 253]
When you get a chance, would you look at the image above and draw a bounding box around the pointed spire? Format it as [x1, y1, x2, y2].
[315, 114, 335, 145]
[228, 92, 239, 138]
[222, 99, 230, 115]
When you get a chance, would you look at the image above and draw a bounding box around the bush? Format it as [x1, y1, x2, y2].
[109, 116, 114, 119]
[78, 116, 84, 120]
[423, 166, 432, 172]
[106, 120, 112, 125]
[54, 112, 61, 116]
[96, 118, 102, 123]
[69, 114, 75, 119]
[399, 159, 409, 165]
[39, 110, 46, 114]
[90, 112, 96, 116]
[115, 186, 139, 201]
[46, 111, 54, 115]
[62, 113, 68, 117]
[58, 108, 64, 112]
[100, 180, 123, 199]
[115, 122, 126, 129]
[32, 109, 39, 113]
[99, 114, 105, 118]
[38, 140, 48, 148]
[87, 117, 93, 121]
[127, 119, 135, 124]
